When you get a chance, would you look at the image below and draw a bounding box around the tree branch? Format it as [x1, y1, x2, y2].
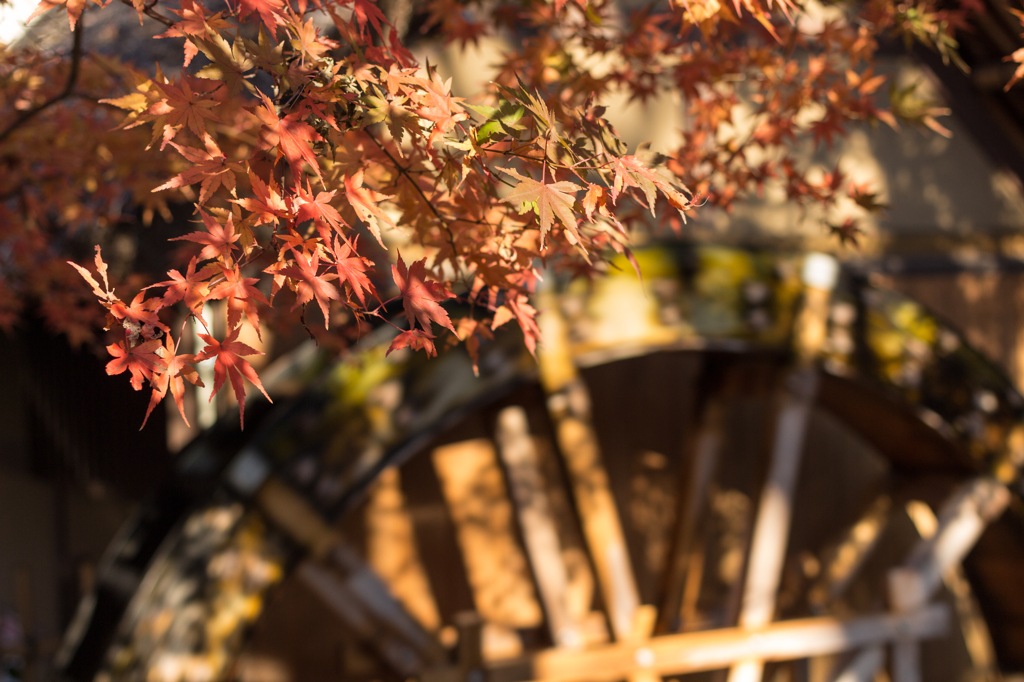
[0, 21, 83, 146]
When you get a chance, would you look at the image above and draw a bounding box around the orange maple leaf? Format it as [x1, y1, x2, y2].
[277, 251, 341, 326]
[255, 92, 323, 183]
[106, 339, 165, 391]
[195, 327, 272, 429]
[142, 334, 204, 428]
[392, 252, 456, 335]
[344, 169, 395, 247]
[170, 210, 241, 262]
[499, 167, 582, 247]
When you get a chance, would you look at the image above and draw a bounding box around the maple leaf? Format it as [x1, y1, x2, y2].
[277, 251, 341, 326]
[142, 334, 204, 428]
[294, 182, 344, 236]
[344, 170, 395, 246]
[255, 91, 323, 183]
[109, 291, 170, 339]
[499, 167, 582, 247]
[156, 0, 233, 67]
[106, 339, 165, 391]
[170, 210, 241, 262]
[387, 329, 437, 357]
[208, 264, 270, 334]
[69, 245, 116, 304]
[234, 168, 290, 226]
[154, 135, 238, 204]
[392, 252, 456, 335]
[237, 0, 286, 38]
[492, 290, 540, 357]
[146, 76, 223, 147]
[191, 27, 257, 95]
[159, 256, 217, 318]
[195, 327, 272, 429]
[331, 236, 374, 307]
[25, 0, 93, 32]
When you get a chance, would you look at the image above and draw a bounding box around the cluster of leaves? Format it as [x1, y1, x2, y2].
[0, 0, 978, 426]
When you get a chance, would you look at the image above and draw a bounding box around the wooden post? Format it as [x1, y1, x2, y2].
[496, 406, 583, 648]
[728, 253, 839, 682]
[536, 288, 640, 642]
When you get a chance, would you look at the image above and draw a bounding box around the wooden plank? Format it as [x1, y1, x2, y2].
[432, 438, 543, 629]
[496, 406, 582, 648]
[536, 290, 640, 642]
[366, 466, 442, 632]
[524, 605, 949, 682]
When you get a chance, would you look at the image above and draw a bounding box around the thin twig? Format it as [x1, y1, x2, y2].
[0, 21, 84, 145]
[119, 0, 175, 27]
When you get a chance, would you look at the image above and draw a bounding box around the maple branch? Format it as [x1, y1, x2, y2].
[363, 129, 464, 275]
[0, 21, 83, 146]
[118, 0, 175, 27]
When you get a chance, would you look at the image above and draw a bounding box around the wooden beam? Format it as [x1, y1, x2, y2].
[256, 476, 444, 674]
[496, 406, 582, 648]
[523, 605, 949, 682]
[536, 289, 640, 642]
[830, 646, 884, 682]
[659, 394, 725, 633]
[728, 254, 839, 682]
[808, 496, 892, 613]
[888, 477, 1010, 613]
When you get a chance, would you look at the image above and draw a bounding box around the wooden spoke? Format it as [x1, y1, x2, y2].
[496, 405, 583, 648]
[536, 289, 641, 642]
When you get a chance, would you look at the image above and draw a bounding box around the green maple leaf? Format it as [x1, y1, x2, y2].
[499, 168, 582, 247]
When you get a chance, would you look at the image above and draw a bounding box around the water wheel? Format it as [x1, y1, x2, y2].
[57, 245, 1024, 682]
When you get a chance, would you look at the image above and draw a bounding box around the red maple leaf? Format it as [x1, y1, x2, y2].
[170, 210, 241, 262]
[234, 168, 290, 226]
[142, 334, 204, 428]
[106, 339, 165, 391]
[386, 329, 437, 357]
[208, 264, 270, 335]
[155, 0, 232, 67]
[237, 0, 286, 37]
[344, 169, 395, 247]
[277, 251, 341, 326]
[492, 290, 540, 357]
[331, 236, 374, 307]
[392, 252, 456, 335]
[154, 135, 238, 204]
[499, 167, 582, 247]
[147, 76, 223, 147]
[255, 92, 323, 183]
[194, 327, 272, 429]
[294, 182, 344, 237]
[159, 256, 217, 316]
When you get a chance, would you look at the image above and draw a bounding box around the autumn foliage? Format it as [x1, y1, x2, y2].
[0, 0, 980, 426]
